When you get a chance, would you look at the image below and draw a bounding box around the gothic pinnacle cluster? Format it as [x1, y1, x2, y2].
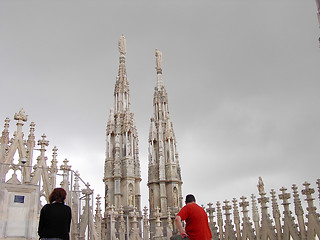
[148, 49, 183, 238]
[103, 35, 183, 239]
[103, 35, 142, 215]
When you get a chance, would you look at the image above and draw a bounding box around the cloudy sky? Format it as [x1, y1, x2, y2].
[1, 0, 320, 210]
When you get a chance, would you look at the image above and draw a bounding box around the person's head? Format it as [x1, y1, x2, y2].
[185, 194, 196, 204]
[49, 188, 67, 204]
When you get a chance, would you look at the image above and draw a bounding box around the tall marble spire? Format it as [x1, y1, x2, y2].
[148, 49, 183, 239]
[114, 34, 130, 113]
[104, 35, 141, 216]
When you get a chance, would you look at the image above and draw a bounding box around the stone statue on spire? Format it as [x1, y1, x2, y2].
[258, 176, 265, 195]
[155, 49, 162, 69]
[118, 35, 126, 55]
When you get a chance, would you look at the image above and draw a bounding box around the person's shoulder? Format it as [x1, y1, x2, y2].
[190, 203, 204, 210]
[51, 202, 69, 208]
[56, 203, 71, 208]
[64, 204, 72, 217]
[187, 202, 198, 207]
[63, 204, 72, 211]
[64, 204, 71, 210]
[54, 203, 71, 212]
[41, 203, 50, 209]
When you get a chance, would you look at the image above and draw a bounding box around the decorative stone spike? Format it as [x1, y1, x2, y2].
[207, 202, 219, 240]
[29, 122, 35, 132]
[143, 206, 148, 219]
[292, 184, 304, 216]
[279, 187, 300, 240]
[167, 208, 173, 239]
[2, 117, 10, 137]
[51, 146, 58, 172]
[301, 181, 320, 239]
[107, 205, 118, 240]
[223, 199, 236, 240]
[302, 182, 316, 214]
[143, 206, 150, 240]
[270, 189, 282, 240]
[129, 208, 142, 240]
[73, 171, 80, 192]
[14, 108, 27, 121]
[21, 121, 35, 183]
[240, 196, 249, 219]
[317, 179, 320, 206]
[95, 194, 102, 220]
[0, 118, 10, 181]
[240, 196, 256, 240]
[60, 158, 71, 191]
[232, 198, 241, 240]
[119, 206, 126, 240]
[153, 207, 164, 239]
[223, 200, 232, 216]
[216, 201, 224, 240]
[14, 109, 28, 130]
[4, 117, 10, 129]
[49, 146, 58, 187]
[279, 187, 290, 212]
[60, 158, 71, 171]
[206, 202, 215, 224]
[27, 122, 35, 149]
[257, 178, 277, 240]
[38, 134, 49, 150]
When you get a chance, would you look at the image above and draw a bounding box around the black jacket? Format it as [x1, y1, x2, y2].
[38, 202, 72, 240]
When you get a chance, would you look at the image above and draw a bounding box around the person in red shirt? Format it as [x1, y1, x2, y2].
[171, 194, 212, 240]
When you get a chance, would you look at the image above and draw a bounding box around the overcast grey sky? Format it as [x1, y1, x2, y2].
[1, 0, 320, 209]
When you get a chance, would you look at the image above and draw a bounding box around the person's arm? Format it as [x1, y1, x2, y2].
[38, 205, 46, 237]
[175, 215, 188, 238]
[67, 206, 72, 233]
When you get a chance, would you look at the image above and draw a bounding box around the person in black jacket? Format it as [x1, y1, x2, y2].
[38, 188, 72, 240]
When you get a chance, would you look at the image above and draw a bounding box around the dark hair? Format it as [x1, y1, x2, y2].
[185, 194, 196, 203]
[49, 188, 67, 204]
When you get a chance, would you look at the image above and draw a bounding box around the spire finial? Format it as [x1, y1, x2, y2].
[155, 49, 162, 73]
[14, 108, 28, 128]
[258, 176, 265, 195]
[118, 35, 126, 55]
[155, 49, 163, 89]
[3, 117, 10, 131]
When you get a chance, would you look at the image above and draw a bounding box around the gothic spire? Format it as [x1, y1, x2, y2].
[148, 49, 183, 238]
[155, 49, 164, 90]
[114, 35, 130, 113]
[104, 36, 141, 219]
[153, 49, 169, 122]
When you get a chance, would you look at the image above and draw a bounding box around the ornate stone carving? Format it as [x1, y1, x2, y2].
[155, 49, 162, 69]
[118, 35, 126, 55]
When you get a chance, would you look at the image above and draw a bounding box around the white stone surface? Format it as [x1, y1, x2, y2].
[0, 183, 39, 240]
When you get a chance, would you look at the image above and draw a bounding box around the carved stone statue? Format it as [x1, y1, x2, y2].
[128, 188, 134, 206]
[258, 176, 265, 195]
[118, 35, 126, 55]
[150, 190, 154, 209]
[127, 140, 131, 156]
[155, 49, 162, 69]
[173, 192, 178, 207]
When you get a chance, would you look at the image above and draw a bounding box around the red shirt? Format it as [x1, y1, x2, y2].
[177, 203, 212, 240]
